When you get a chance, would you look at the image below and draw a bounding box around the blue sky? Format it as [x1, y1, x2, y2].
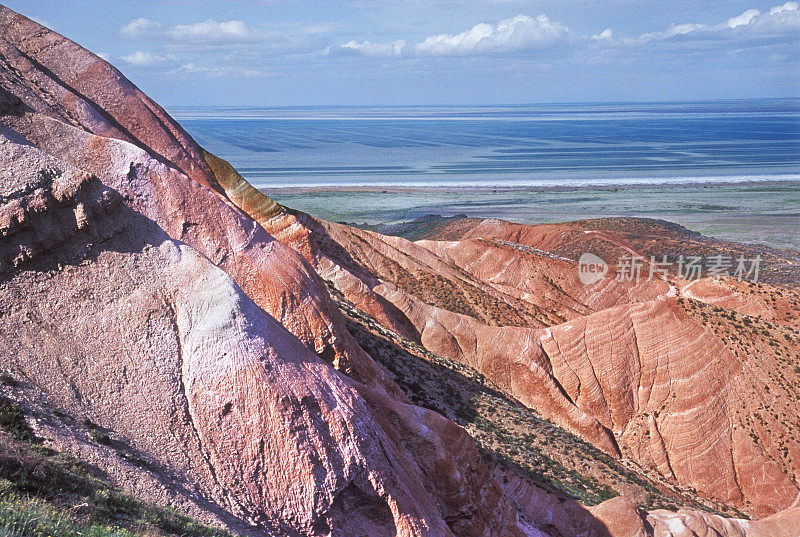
[4, 1, 799, 106]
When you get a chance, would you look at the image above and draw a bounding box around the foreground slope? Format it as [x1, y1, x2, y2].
[0, 8, 527, 536]
[0, 113, 533, 536]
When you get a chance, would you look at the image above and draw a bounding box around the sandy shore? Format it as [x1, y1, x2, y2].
[262, 178, 800, 195]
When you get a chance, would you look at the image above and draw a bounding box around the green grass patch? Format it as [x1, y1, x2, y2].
[0, 402, 231, 537]
[0, 400, 34, 443]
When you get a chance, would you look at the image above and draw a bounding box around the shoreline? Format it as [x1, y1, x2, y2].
[263, 180, 800, 251]
[259, 178, 800, 195]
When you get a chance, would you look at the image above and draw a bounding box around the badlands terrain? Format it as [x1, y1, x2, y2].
[1, 6, 799, 537]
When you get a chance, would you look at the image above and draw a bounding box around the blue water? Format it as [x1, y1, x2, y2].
[171, 100, 800, 189]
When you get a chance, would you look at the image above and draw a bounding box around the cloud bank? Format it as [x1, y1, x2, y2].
[120, 18, 259, 43]
[414, 14, 570, 56]
[334, 3, 800, 58]
[112, 2, 798, 92]
[331, 14, 571, 58]
[336, 39, 408, 57]
[620, 1, 800, 46]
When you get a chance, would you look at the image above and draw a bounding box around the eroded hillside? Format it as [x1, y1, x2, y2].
[259, 209, 800, 524]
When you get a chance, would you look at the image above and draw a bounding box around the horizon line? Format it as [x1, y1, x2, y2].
[165, 97, 800, 111]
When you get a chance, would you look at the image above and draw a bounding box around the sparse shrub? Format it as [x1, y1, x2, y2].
[83, 419, 113, 446]
[0, 399, 33, 442]
[0, 434, 232, 537]
[89, 430, 112, 446]
[0, 374, 17, 388]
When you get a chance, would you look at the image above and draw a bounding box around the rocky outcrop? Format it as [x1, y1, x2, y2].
[0, 123, 120, 272]
[0, 6, 385, 391]
[539, 298, 799, 517]
[595, 498, 800, 537]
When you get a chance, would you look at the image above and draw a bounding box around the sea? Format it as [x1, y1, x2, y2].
[171, 99, 800, 190]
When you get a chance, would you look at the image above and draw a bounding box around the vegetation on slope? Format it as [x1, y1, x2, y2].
[0, 395, 231, 537]
[678, 295, 800, 489]
[360, 215, 800, 287]
[326, 281, 746, 517]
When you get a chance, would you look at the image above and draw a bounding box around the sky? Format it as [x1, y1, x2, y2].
[3, 1, 799, 106]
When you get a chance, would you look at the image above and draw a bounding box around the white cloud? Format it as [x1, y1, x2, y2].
[334, 39, 408, 57]
[171, 20, 254, 41]
[174, 62, 224, 76]
[726, 9, 760, 28]
[120, 51, 175, 67]
[592, 29, 613, 41]
[414, 14, 570, 55]
[634, 2, 800, 45]
[332, 14, 571, 58]
[120, 18, 161, 39]
[120, 18, 259, 43]
[167, 62, 267, 79]
[635, 22, 705, 43]
[333, 4, 797, 62]
[771, 1, 799, 14]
